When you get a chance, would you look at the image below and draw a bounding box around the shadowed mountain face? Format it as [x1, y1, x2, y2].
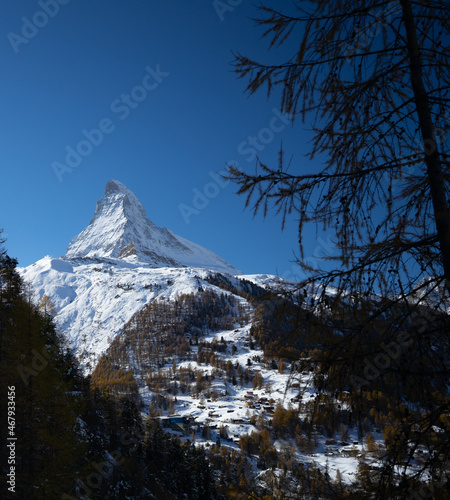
[65, 179, 238, 274]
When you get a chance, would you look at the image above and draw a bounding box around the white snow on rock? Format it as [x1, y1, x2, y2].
[65, 179, 238, 274]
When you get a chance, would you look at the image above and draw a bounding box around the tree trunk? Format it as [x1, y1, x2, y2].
[400, 0, 450, 293]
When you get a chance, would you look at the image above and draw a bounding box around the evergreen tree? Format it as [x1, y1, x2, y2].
[0, 239, 88, 499]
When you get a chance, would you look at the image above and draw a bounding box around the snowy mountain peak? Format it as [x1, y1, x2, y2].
[103, 179, 146, 217]
[65, 180, 238, 274]
[105, 178, 130, 195]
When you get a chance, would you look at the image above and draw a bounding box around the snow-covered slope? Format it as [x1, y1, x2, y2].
[66, 179, 238, 274]
[20, 255, 246, 370]
[20, 254, 278, 371]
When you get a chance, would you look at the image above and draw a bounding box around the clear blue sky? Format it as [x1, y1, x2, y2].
[0, 0, 332, 278]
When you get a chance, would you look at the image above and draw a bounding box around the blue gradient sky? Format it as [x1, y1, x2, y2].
[0, 0, 332, 277]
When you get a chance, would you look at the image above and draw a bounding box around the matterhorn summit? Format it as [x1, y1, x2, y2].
[65, 179, 237, 273]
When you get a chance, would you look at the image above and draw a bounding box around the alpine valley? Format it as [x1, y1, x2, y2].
[15, 180, 450, 499]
